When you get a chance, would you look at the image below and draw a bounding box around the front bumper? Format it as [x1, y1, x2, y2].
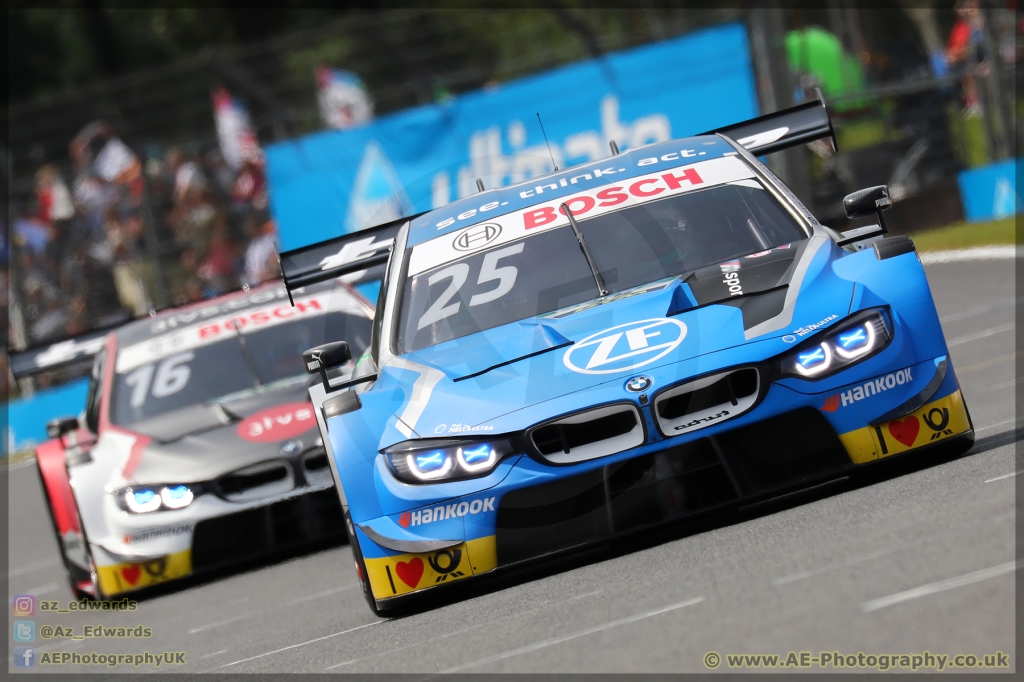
[356, 356, 972, 605]
[93, 484, 344, 598]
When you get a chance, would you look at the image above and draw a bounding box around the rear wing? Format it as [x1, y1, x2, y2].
[278, 214, 421, 304]
[701, 96, 837, 156]
[9, 327, 110, 379]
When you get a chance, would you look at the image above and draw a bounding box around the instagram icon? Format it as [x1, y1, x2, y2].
[12, 595, 35, 616]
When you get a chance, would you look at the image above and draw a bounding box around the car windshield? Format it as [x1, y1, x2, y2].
[397, 179, 806, 353]
[110, 313, 371, 427]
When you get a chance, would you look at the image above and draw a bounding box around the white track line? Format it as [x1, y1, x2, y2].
[947, 323, 1015, 347]
[861, 561, 1017, 612]
[325, 588, 604, 671]
[207, 620, 383, 671]
[285, 583, 359, 606]
[920, 246, 1018, 264]
[189, 611, 259, 634]
[440, 597, 704, 673]
[985, 471, 1022, 483]
[977, 418, 1016, 433]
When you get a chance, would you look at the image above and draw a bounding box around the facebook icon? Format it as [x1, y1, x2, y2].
[14, 646, 35, 668]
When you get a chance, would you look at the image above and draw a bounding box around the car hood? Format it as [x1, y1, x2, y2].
[376, 235, 854, 449]
[126, 379, 321, 486]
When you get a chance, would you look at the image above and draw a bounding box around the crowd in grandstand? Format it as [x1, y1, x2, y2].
[6, 122, 282, 353]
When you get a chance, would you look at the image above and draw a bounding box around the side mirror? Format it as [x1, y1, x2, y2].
[303, 341, 352, 392]
[843, 185, 892, 233]
[47, 416, 80, 440]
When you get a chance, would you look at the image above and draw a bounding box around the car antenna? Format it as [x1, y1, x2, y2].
[561, 202, 608, 296]
[476, 178, 485, 193]
[536, 112, 558, 171]
[609, 140, 619, 156]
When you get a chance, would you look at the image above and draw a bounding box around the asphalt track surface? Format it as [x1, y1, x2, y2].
[6, 256, 1019, 674]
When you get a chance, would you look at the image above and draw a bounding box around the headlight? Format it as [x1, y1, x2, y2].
[160, 484, 194, 509]
[780, 310, 891, 379]
[118, 484, 197, 513]
[385, 438, 515, 484]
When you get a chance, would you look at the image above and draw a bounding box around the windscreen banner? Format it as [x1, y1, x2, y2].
[267, 22, 759, 251]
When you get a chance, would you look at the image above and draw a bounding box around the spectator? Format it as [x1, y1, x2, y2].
[197, 217, 239, 297]
[946, 0, 990, 116]
[11, 120, 279, 350]
[244, 213, 280, 286]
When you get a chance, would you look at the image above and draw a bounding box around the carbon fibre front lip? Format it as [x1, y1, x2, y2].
[357, 524, 463, 553]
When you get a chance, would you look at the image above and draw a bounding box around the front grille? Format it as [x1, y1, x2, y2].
[655, 368, 759, 436]
[529, 404, 644, 464]
[215, 460, 294, 502]
[497, 407, 850, 565]
[191, 488, 345, 572]
[302, 450, 330, 473]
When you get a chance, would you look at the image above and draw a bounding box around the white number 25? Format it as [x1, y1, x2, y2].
[417, 243, 524, 330]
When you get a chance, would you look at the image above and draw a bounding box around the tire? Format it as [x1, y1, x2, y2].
[35, 461, 98, 601]
[343, 509, 384, 617]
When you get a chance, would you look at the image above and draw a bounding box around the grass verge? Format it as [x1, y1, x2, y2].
[910, 216, 1019, 252]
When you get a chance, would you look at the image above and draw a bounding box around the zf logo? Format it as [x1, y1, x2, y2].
[563, 318, 687, 375]
[428, 549, 466, 583]
[453, 223, 501, 251]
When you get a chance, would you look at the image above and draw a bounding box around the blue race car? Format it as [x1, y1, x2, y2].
[280, 99, 974, 615]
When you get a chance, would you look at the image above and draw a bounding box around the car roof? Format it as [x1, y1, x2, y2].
[406, 134, 735, 247]
[113, 279, 369, 348]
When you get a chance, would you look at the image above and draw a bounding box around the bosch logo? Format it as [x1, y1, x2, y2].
[453, 223, 501, 251]
[564, 318, 687, 375]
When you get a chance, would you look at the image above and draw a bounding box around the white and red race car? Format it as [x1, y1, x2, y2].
[23, 280, 373, 599]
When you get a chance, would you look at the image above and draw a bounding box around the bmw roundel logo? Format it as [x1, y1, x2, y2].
[625, 376, 652, 392]
[453, 223, 502, 251]
[280, 439, 302, 456]
[563, 318, 688, 375]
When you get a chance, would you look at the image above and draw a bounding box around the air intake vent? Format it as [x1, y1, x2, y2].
[216, 460, 294, 502]
[530, 404, 644, 464]
[655, 368, 759, 436]
[303, 450, 329, 472]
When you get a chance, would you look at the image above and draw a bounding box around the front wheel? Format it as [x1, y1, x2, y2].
[343, 509, 384, 617]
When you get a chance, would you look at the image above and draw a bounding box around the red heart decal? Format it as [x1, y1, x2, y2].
[395, 558, 424, 588]
[121, 565, 141, 586]
[888, 416, 920, 447]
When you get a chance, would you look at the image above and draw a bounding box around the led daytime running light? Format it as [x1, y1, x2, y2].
[456, 444, 497, 472]
[406, 453, 454, 480]
[834, 322, 876, 359]
[794, 342, 833, 376]
[160, 485, 194, 509]
[125, 488, 161, 514]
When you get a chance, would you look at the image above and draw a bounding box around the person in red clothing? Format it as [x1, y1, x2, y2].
[946, 0, 989, 115]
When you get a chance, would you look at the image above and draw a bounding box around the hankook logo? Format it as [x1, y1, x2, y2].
[563, 318, 687, 375]
[453, 223, 501, 251]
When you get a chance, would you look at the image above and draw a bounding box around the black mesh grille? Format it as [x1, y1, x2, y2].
[192, 488, 345, 573]
[713, 407, 851, 495]
[497, 408, 851, 566]
[303, 450, 329, 472]
[216, 464, 290, 497]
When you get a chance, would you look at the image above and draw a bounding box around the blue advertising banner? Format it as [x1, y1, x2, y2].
[268, 22, 759, 251]
[956, 158, 1022, 223]
[5, 380, 88, 456]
